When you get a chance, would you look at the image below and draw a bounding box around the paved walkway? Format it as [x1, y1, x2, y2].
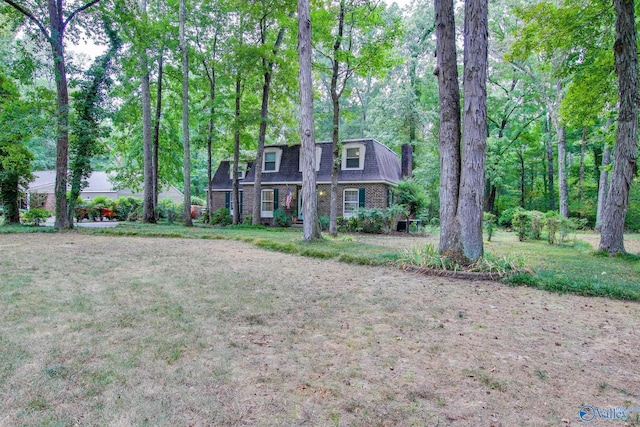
[44, 217, 119, 228]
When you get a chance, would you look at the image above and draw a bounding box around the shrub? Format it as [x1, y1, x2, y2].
[359, 208, 391, 234]
[114, 197, 142, 221]
[318, 215, 330, 231]
[191, 196, 206, 206]
[22, 208, 51, 226]
[158, 198, 179, 223]
[545, 211, 561, 245]
[528, 210, 545, 240]
[211, 208, 232, 226]
[498, 207, 520, 228]
[273, 209, 291, 227]
[483, 212, 497, 242]
[512, 208, 530, 241]
[244, 214, 253, 225]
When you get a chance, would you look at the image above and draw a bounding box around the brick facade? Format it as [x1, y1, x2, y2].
[212, 183, 392, 225]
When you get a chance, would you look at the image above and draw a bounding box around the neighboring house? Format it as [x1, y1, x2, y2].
[25, 171, 183, 211]
[210, 138, 410, 225]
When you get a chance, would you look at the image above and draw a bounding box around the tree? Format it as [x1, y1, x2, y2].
[434, 0, 461, 257]
[0, 73, 34, 224]
[180, 0, 192, 226]
[252, 4, 290, 225]
[67, 20, 120, 227]
[2, 0, 104, 229]
[138, 0, 156, 223]
[314, 0, 399, 236]
[298, 0, 321, 241]
[435, 0, 488, 264]
[599, 0, 638, 254]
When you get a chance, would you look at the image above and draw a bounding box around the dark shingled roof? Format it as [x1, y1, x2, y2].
[211, 139, 401, 190]
[242, 138, 401, 185]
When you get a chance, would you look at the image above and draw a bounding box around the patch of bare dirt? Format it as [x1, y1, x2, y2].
[1, 234, 639, 426]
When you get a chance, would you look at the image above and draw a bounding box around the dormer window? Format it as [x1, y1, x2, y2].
[342, 143, 366, 170]
[263, 148, 283, 173]
[229, 163, 247, 180]
[299, 146, 322, 172]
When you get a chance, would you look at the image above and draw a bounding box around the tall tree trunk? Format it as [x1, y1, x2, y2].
[180, 0, 192, 226]
[519, 150, 525, 208]
[556, 117, 568, 217]
[232, 74, 241, 225]
[546, 132, 555, 211]
[48, 1, 70, 229]
[298, 0, 321, 241]
[457, 0, 488, 263]
[253, 24, 286, 225]
[153, 48, 164, 220]
[200, 34, 218, 225]
[600, 0, 638, 254]
[329, 0, 346, 238]
[578, 126, 587, 207]
[434, 0, 462, 258]
[140, 0, 156, 223]
[595, 142, 611, 232]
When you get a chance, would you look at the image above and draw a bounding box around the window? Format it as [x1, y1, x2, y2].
[343, 189, 360, 218]
[229, 163, 246, 180]
[341, 143, 366, 170]
[263, 148, 282, 173]
[264, 152, 276, 171]
[225, 191, 243, 216]
[261, 189, 278, 218]
[299, 146, 322, 172]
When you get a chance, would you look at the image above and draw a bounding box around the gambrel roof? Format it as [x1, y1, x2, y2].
[211, 138, 402, 190]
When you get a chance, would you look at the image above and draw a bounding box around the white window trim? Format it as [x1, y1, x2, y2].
[261, 189, 275, 218]
[263, 148, 283, 173]
[229, 163, 246, 180]
[299, 146, 322, 172]
[341, 143, 366, 171]
[343, 188, 360, 219]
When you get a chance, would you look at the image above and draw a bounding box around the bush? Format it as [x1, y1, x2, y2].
[158, 198, 179, 223]
[545, 211, 561, 245]
[113, 197, 142, 221]
[512, 208, 529, 241]
[22, 208, 51, 226]
[210, 208, 232, 226]
[528, 210, 545, 240]
[244, 214, 253, 225]
[318, 215, 330, 231]
[191, 196, 206, 206]
[273, 209, 291, 227]
[498, 207, 520, 228]
[483, 212, 497, 242]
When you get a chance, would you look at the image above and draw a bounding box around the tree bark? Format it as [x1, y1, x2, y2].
[434, 0, 462, 258]
[595, 142, 611, 232]
[180, 0, 192, 227]
[458, 0, 488, 263]
[140, 0, 156, 223]
[557, 126, 568, 217]
[232, 74, 241, 225]
[47, 0, 70, 229]
[329, 0, 346, 238]
[153, 47, 164, 220]
[545, 114, 555, 211]
[253, 24, 286, 225]
[600, 0, 638, 254]
[578, 126, 587, 207]
[298, 0, 321, 241]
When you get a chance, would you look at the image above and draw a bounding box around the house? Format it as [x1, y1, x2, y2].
[25, 171, 183, 211]
[209, 138, 410, 225]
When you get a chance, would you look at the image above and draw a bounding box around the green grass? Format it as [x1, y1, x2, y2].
[7, 221, 640, 301]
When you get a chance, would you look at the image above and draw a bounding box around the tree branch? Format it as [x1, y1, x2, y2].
[1, 0, 50, 41]
[64, 0, 103, 28]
